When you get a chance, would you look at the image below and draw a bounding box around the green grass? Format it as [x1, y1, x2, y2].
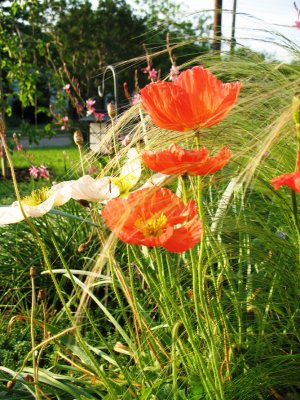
[0, 145, 83, 204]
[10, 145, 81, 178]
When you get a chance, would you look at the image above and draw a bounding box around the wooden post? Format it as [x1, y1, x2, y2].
[0, 51, 8, 178]
[212, 0, 223, 53]
[230, 0, 237, 55]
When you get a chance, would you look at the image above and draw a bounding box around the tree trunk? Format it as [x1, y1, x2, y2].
[212, 0, 223, 53]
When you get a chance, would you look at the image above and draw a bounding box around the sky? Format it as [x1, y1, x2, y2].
[91, 0, 300, 61]
[182, 0, 300, 60]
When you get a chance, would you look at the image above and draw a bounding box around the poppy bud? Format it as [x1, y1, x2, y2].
[107, 102, 116, 120]
[73, 130, 84, 147]
[292, 93, 300, 125]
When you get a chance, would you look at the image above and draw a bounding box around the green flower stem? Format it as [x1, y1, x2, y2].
[30, 266, 40, 400]
[193, 134, 225, 398]
[153, 247, 217, 399]
[114, 248, 169, 365]
[292, 189, 299, 228]
[171, 320, 183, 400]
[108, 253, 137, 345]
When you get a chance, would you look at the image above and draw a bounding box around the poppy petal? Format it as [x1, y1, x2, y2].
[162, 217, 203, 253]
[271, 172, 300, 193]
[102, 188, 202, 253]
[140, 81, 195, 132]
[140, 66, 240, 132]
[189, 147, 231, 175]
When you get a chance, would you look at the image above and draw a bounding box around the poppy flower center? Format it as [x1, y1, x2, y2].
[135, 213, 168, 238]
[22, 188, 50, 206]
[112, 174, 137, 196]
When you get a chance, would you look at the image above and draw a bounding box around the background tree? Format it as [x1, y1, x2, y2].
[131, 0, 211, 76]
[53, 0, 147, 100]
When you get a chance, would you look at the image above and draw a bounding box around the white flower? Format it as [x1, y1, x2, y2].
[55, 175, 119, 202]
[0, 186, 72, 225]
[111, 148, 141, 196]
[139, 172, 170, 190]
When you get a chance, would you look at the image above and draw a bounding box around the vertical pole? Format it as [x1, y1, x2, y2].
[212, 0, 223, 53]
[230, 0, 237, 55]
[0, 51, 8, 177]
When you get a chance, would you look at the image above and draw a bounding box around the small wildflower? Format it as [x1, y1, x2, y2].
[12, 133, 24, 151]
[61, 116, 68, 130]
[86, 99, 96, 115]
[63, 84, 71, 93]
[131, 93, 140, 105]
[87, 165, 99, 175]
[94, 112, 105, 121]
[169, 65, 180, 81]
[29, 165, 40, 179]
[38, 165, 50, 180]
[122, 135, 130, 147]
[16, 143, 24, 151]
[149, 68, 158, 81]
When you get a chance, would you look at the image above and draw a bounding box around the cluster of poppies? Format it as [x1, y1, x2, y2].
[103, 66, 241, 253]
[0, 66, 241, 253]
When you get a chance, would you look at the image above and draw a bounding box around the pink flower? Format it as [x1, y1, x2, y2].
[29, 165, 50, 180]
[132, 93, 140, 105]
[16, 143, 24, 151]
[61, 115, 68, 130]
[29, 165, 40, 179]
[122, 135, 130, 147]
[169, 65, 180, 81]
[76, 104, 83, 114]
[38, 165, 50, 180]
[142, 66, 151, 74]
[94, 112, 105, 121]
[87, 165, 99, 175]
[295, 20, 300, 28]
[86, 99, 96, 114]
[149, 68, 158, 81]
[63, 84, 71, 93]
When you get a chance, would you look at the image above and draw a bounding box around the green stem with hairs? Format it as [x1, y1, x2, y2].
[153, 247, 217, 399]
[30, 266, 40, 400]
[0, 130, 117, 397]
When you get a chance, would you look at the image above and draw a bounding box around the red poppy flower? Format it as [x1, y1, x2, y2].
[140, 66, 241, 132]
[141, 143, 230, 176]
[102, 188, 203, 253]
[271, 151, 300, 193]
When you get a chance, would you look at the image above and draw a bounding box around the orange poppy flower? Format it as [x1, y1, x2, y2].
[140, 66, 241, 132]
[102, 188, 203, 253]
[271, 151, 300, 193]
[141, 143, 230, 176]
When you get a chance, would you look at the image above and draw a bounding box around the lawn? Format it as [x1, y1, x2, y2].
[0, 145, 82, 204]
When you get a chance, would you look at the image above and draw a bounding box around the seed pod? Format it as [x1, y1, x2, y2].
[73, 130, 84, 147]
[107, 102, 116, 120]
